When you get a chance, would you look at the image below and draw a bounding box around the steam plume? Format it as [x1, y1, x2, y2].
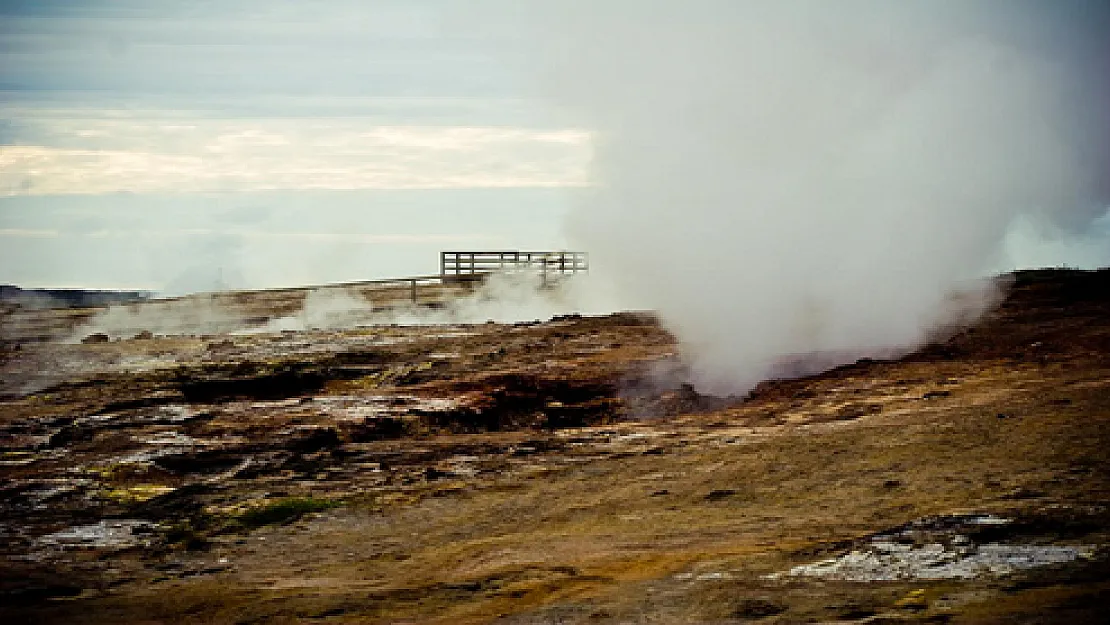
[460, 0, 1110, 394]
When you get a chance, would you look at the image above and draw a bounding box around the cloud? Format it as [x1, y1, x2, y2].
[2, 228, 480, 244]
[0, 118, 591, 195]
[0, 1, 587, 290]
[0, 228, 59, 238]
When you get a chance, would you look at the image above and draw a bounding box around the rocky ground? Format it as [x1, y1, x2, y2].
[1, 269, 1108, 624]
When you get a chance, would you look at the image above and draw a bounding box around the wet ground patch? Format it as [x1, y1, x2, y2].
[775, 512, 1105, 582]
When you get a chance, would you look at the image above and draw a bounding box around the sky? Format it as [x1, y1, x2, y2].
[1, 0, 1107, 294]
[0, 0, 590, 292]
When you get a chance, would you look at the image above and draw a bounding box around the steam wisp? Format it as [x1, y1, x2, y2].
[68, 272, 623, 340]
[463, 1, 1110, 394]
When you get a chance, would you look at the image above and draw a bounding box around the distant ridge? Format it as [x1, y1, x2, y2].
[0, 285, 152, 310]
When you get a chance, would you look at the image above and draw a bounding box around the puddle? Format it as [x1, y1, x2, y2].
[154, 404, 204, 423]
[410, 397, 462, 411]
[269, 394, 463, 421]
[776, 541, 1095, 581]
[0, 450, 49, 467]
[310, 395, 399, 419]
[37, 520, 158, 550]
[771, 515, 1098, 581]
[138, 431, 201, 446]
[673, 571, 733, 581]
[116, 354, 188, 372]
[13, 478, 96, 508]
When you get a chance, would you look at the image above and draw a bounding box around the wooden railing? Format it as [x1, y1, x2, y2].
[125, 251, 589, 309]
[440, 251, 589, 278]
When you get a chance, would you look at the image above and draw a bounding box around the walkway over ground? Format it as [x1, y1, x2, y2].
[1, 251, 588, 342]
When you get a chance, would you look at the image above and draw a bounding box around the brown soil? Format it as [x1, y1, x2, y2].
[1, 268, 1109, 624]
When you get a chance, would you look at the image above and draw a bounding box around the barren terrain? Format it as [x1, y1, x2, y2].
[1, 269, 1108, 624]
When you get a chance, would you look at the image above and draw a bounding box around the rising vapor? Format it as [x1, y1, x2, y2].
[459, 0, 1110, 394]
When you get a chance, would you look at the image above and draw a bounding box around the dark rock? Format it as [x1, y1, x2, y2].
[47, 424, 95, 448]
[347, 417, 409, 442]
[424, 467, 452, 481]
[153, 449, 248, 475]
[171, 360, 365, 403]
[833, 403, 883, 420]
[1001, 487, 1046, 500]
[705, 489, 738, 501]
[285, 427, 341, 453]
[731, 598, 786, 619]
[132, 483, 211, 519]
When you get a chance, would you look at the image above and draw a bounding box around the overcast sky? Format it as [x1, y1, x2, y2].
[1, 1, 1107, 293]
[0, 0, 590, 292]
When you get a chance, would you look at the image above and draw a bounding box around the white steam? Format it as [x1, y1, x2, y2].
[268, 271, 627, 330]
[994, 207, 1110, 271]
[459, 1, 1109, 394]
[70, 272, 626, 340]
[71, 295, 245, 340]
